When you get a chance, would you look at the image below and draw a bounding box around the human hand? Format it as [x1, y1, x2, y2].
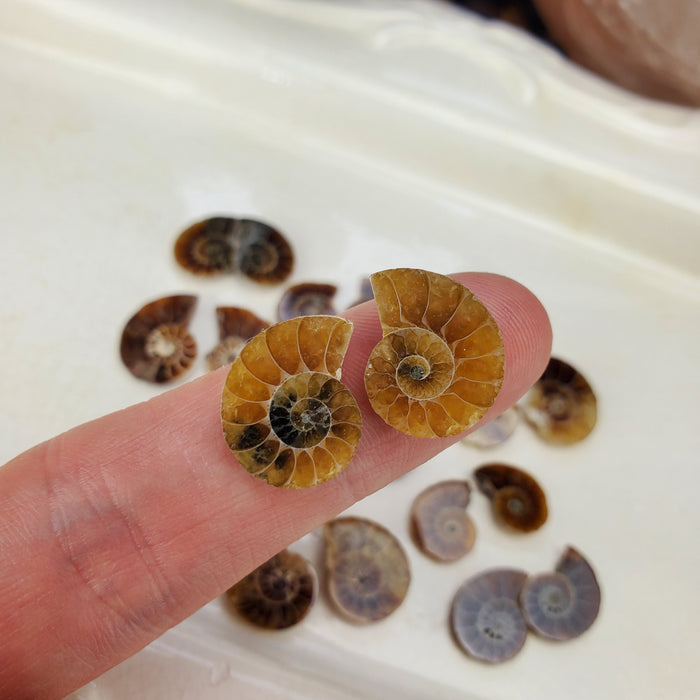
[0, 272, 551, 700]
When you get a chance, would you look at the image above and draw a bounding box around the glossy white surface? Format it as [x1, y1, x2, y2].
[1, 1, 698, 698]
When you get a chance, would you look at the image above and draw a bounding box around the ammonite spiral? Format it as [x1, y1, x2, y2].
[519, 546, 601, 641]
[364, 269, 505, 438]
[225, 549, 317, 630]
[521, 357, 597, 445]
[451, 568, 528, 664]
[410, 480, 476, 562]
[474, 463, 548, 533]
[174, 216, 294, 284]
[120, 294, 197, 383]
[206, 307, 269, 372]
[324, 517, 410, 623]
[221, 315, 362, 487]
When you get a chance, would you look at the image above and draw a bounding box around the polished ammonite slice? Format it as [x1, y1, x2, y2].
[221, 315, 362, 487]
[364, 268, 504, 438]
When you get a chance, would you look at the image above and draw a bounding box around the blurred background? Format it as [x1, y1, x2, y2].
[1, 1, 698, 698]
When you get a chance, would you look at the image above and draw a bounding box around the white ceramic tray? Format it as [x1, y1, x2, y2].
[1, 1, 699, 698]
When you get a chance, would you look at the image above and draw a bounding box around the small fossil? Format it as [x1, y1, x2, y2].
[324, 517, 410, 623]
[174, 217, 236, 275]
[226, 549, 316, 630]
[519, 546, 601, 641]
[174, 216, 293, 284]
[410, 481, 476, 561]
[364, 268, 504, 438]
[278, 283, 337, 321]
[451, 568, 528, 663]
[206, 307, 269, 371]
[120, 294, 197, 383]
[236, 219, 294, 284]
[221, 316, 362, 487]
[521, 357, 597, 445]
[461, 406, 519, 449]
[474, 463, 548, 533]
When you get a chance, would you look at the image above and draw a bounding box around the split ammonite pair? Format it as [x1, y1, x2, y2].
[221, 267, 506, 488]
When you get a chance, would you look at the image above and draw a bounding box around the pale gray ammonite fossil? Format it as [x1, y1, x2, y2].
[519, 546, 601, 641]
[410, 480, 476, 562]
[120, 294, 197, 383]
[521, 357, 597, 445]
[206, 306, 269, 372]
[324, 517, 410, 623]
[221, 315, 362, 488]
[364, 268, 505, 438]
[226, 549, 317, 630]
[175, 216, 294, 284]
[461, 406, 520, 449]
[451, 568, 528, 663]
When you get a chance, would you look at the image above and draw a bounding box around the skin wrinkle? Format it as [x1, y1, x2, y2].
[0, 272, 551, 699]
[42, 435, 177, 650]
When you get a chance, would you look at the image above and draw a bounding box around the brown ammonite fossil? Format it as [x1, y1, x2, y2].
[221, 315, 362, 487]
[225, 549, 317, 630]
[474, 463, 548, 533]
[119, 294, 197, 383]
[410, 480, 476, 562]
[206, 307, 269, 372]
[324, 517, 411, 623]
[175, 216, 294, 284]
[364, 268, 505, 438]
[521, 357, 597, 445]
[278, 283, 337, 321]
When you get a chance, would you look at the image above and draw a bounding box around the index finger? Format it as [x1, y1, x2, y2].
[0, 271, 551, 699]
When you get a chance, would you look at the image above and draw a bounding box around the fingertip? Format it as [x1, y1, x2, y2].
[449, 272, 552, 418]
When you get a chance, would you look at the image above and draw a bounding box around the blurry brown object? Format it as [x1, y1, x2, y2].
[453, 0, 556, 43]
[277, 282, 337, 321]
[533, 0, 700, 106]
[474, 463, 548, 533]
[226, 549, 317, 630]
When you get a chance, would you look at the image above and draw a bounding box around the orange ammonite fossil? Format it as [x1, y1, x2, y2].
[364, 269, 505, 438]
[221, 315, 362, 488]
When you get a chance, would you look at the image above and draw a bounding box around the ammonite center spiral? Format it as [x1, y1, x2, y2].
[239, 240, 278, 277]
[193, 234, 232, 269]
[392, 328, 455, 399]
[145, 324, 191, 360]
[270, 374, 334, 449]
